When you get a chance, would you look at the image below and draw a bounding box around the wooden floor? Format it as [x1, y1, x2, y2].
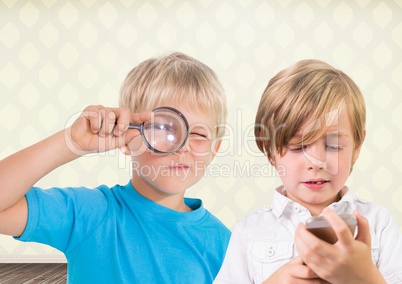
[0, 263, 67, 283]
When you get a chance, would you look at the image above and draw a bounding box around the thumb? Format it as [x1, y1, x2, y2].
[354, 210, 371, 245]
[290, 255, 305, 264]
[116, 129, 141, 155]
[125, 128, 141, 144]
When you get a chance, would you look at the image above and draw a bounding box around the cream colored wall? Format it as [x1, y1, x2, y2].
[0, 0, 401, 262]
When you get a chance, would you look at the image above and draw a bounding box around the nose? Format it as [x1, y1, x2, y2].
[177, 139, 190, 154]
[304, 145, 326, 170]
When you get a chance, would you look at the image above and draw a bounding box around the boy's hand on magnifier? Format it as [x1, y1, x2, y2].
[295, 209, 385, 284]
[68, 105, 151, 155]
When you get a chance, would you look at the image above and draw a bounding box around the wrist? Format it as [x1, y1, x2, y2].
[363, 264, 386, 284]
[62, 127, 91, 158]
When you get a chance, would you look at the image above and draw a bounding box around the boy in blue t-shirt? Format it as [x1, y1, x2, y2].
[0, 52, 230, 283]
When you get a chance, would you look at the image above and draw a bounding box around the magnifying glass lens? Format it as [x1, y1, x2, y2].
[143, 107, 188, 153]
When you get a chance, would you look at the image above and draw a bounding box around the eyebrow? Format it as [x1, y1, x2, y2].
[326, 131, 349, 138]
[190, 125, 210, 132]
[291, 131, 349, 142]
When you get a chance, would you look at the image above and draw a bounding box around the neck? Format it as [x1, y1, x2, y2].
[311, 191, 343, 216]
[130, 178, 191, 212]
[283, 187, 344, 216]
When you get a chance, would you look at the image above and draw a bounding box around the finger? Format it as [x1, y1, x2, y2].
[354, 210, 371, 245]
[130, 111, 152, 124]
[111, 108, 131, 136]
[288, 256, 320, 279]
[323, 209, 354, 246]
[82, 107, 102, 134]
[123, 111, 152, 144]
[295, 224, 333, 270]
[295, 224, 309, 258]
[289, 255, 305, 265]
[101, 109, 117, 137]
[296, 223, 331, 256]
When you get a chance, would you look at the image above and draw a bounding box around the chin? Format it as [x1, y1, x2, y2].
[157, 186, 188, 196]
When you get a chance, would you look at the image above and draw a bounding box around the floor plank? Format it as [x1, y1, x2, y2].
[0, 263, 31, 279]
[0, 263, 67, 283]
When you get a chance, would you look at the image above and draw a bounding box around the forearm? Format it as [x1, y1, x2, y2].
[0, 129, 79, 212]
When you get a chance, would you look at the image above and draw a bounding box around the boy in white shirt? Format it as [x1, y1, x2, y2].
[215, 59, 402, 283]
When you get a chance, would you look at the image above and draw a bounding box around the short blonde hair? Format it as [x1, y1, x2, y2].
[120, 52, 227, 138]
[255, 59, 366, 163]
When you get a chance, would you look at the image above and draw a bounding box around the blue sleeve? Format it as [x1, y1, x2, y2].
[15, 186, 109, 253]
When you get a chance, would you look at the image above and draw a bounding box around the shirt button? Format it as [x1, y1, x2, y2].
[294, 206, 300, 212]
[266, 248, 275, 257]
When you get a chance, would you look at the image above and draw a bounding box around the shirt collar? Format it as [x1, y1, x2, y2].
[327, 187, 358, 214]
[272, 186, 292, 217]
[272, 186, 358, 217]
[124, 181, 207, 223]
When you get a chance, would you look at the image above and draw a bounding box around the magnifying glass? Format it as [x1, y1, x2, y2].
[128, 106, 189, 154]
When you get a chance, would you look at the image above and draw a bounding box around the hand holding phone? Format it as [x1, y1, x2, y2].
[305, 214, 357, 244]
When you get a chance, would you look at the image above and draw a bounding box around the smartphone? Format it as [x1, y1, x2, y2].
[305, 214, 357, 244]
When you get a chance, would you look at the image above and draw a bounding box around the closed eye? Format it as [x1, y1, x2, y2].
[326, 145, 343, 151]
[288, 145, 306, 152]
[189, 132, 209, 140]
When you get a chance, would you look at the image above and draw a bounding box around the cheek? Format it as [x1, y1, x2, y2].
[275, 156, 295, 179]
[128, 136, 148, 156]
[192, 154, 212, 169]
[326, 151, 353, 177]
[189, 154, 214, 178]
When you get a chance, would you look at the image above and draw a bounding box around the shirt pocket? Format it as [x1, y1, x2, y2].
[248, 240, 293, 283]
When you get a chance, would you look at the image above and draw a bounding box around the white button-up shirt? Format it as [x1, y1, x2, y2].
[214, 187, 402, 284]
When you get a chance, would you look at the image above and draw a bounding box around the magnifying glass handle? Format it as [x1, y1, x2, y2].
[128, 123, 142, 130]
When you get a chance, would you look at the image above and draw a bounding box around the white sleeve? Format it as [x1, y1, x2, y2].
[214, 219, 254, 284]
[376, 211, 402, 284]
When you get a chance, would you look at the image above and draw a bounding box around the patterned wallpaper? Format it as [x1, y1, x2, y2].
[0, 0, 401, 261]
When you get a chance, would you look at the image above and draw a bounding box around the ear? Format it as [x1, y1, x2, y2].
[352, 130, 366, 164]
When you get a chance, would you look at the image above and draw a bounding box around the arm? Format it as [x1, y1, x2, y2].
[214, 222, 253, 283]
[373, 208, 402, 283]
[262, 256, 327, 284]
[295, 209, 386, 284]
[0, 130, 78, 236]
[0, 105, 150, 237]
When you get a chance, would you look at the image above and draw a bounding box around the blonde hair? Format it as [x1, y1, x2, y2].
[119, 52, 227, 138]
[255, 59, 366, 163]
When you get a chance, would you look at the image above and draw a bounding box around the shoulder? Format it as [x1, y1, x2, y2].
[30, 183, 110, 201]
[27, 183, 127, 216]
[353, 195, 392, 219]
[352, 195, 398, 231]
[19, 184, 124, 251]
[240, 205, 277, 224]
[232, 205, 281, 237]
[204, 210, 231, 235]
[182, 199, 231, 241]
[187, 201, 231, 238]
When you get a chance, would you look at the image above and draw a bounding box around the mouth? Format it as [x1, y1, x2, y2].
[169, 164, 190, 170]
[303, 179, 329, 189]
[305, 180, 328, 185]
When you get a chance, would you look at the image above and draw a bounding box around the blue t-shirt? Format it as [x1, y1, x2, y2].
[16, 181, 231, 283]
